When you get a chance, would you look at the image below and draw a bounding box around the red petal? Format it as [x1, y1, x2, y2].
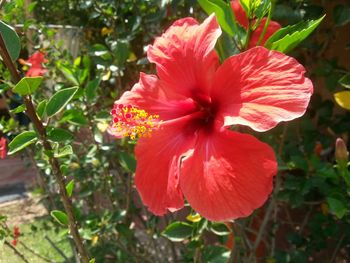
[26, 66, 48, 77]
[135, 120, 196, 215]
[147, 15, 221, 96]
[231, 0, 249, 28]
[114, 73, 197, 121]
[180, 129, 277, 221]
[249, 19, 281, 48]
[212, 46, 313, 132]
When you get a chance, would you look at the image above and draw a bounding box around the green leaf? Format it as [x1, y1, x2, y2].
[13, 77, 43, 96]
[339, 74, 350, 89]
[239, 0, 251, 17]
[198, 0, 240, 37]
[0, 83, 10, 95]
[85, 78, 100, 102]
[54, 145, 73, 158]
[119, 152, 136, 173]
[8, 131, 37, 155]
[113, 40, 130, 67]
[46, 87, 78, 117]
[210, 223, 231, 236]
[60, 109, 88, 125]
[50, 210, 69, 226]
[48, 128, 74, 142]
[0, 21, 21, 61]
[10, 104, 25, 114]
[334, 5, 350, 26]
[265, 15, 325, 53]
[66, 180, 74, 197]
[162, 222, 193, 242]
[202, 246, 230, 263]
[57, 63, 79, 85]
[36, 100, 46, 119]
[326, 197, 348, 219]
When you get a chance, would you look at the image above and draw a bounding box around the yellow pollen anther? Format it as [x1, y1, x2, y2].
[110, 104, 160, 140]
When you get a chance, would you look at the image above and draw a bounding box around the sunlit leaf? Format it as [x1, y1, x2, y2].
[162, 222, 193, 242]
[66, 180, 74, 197]
[8, 131, 37, 155]
[51, 210, 69, 226]
[265, 15, 325, 53]
[13, 77, 43, 96]
[46, 87, 78, 117]
[334, 91, 350, 110]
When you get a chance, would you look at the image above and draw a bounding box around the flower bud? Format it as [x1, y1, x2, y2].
[335, 138, 349, 165]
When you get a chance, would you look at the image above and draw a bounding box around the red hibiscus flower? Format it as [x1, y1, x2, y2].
[231, 0, 281, 48]
[109, 15, 312, 221]
[0, 137, 6, 159]
[25, 51, 48, 77]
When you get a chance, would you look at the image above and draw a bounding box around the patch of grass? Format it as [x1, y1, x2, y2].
[0, 217, 73, 263]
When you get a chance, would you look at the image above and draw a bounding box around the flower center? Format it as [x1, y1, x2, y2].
[110, 104, 160, 140]
[193, 94, 218, 129]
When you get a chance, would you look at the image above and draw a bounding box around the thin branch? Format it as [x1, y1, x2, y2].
[4, 240, 30, 263]
[0, 31, 90, 263]
[330, 234, 345, 263]
[44, 235, 69, 262]
[20, 240, 56, 263]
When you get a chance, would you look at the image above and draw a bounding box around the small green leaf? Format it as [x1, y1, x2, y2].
[198, 0, 241, 37]
[36, 100, 47, 119]
[119, 152, 136, 173]
[202, 246, 230, 263]
[0, 21, 20, 61]
[57, 63, 79, 85]
[339, 74, 350, 89]
[46, 87, 78, 117]
[50, 210, 69, 226]
[0, 83, 10, 95]
[54, 145, 73, 158]
[113, 40, 130, 67]
[13, 77, 43, 96]
[239, 0, 251, 17]
[66, 180, 74, 197]
[8, 131, 37, 155]
[48, 128, 74, 142]
[60, 109, 88, 125]
[326, 197, 348, 219]
[10, 104, 26, 114]
[265, 15, 325, 53]
[85, 78, 100, 102]
[210, 223, 231, 236]
[162, 222, 193, 242]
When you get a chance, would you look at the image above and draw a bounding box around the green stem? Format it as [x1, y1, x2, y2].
[256, 2, 273, 46]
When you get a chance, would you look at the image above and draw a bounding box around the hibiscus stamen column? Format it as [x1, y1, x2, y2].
[0, 32, 91, 263]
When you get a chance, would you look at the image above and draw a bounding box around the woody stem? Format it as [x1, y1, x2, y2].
[0, 32, 90, 263]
